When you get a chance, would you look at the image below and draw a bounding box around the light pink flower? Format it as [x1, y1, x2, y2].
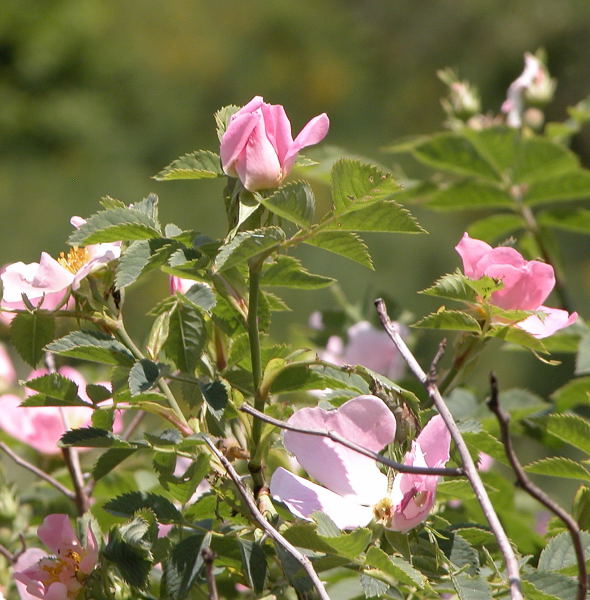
[456, 233, 577, 338]
[0, 366, 121, 455]
[320, 320, 406, 380]
[269, 395, 450, 531]
[14, 514, 98, 600]
[0, 344, 15, 386]
[1, 218, 120, 322]
[502, 53, 553, 127]
[220, 96, 329, 191]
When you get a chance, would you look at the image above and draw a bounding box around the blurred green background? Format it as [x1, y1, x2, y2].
[3, 0, 590, 399]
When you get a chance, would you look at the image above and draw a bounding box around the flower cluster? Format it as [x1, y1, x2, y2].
[456, 233, 577, 338]
[270, 395, 450, 531]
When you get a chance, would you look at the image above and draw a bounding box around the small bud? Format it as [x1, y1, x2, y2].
[438, 68, 481, 121]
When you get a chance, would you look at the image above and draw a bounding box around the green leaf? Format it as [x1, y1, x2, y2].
[200, 380, 229, 420]
[90, 407, 113, 431]
[270, 363, 366, 394]
[551, 377, 590, 410]
[213, 226, 285, 272]
[538, 530, 590, 573]
[512, 137, 579, 183]
[545, 414, 590, 455]
[304, 231, 374, 269]
[312, 511, 341, 536]
[183, 282, 217, 312]
[23, 373, 88, 406]
[164, 302, 206, 373]
[261, 255, 334, 289]
[46, 330, 135, 366]
[116, 238, 181, 289]
[160, 454, 210, 504]
[537, 208, 590, 234]
[468, 213, 523, 243]
[524, 170, 590, 205]
[365, 547, 425, 588]
[440, 533, 479, 576]
[576, 335, 590, 375]
[360, 573, 390, 598]
[427, 180, 513, 211]
[318, 528, 371, 559]
[129, 359, 160, 396]
[153, 150, 223, 181]
[487, 324, 548, 354]
[413, 309, 481, 332]
[421, 272, 479, 303]
[322, 199, 425, 233]
[462, 126, 519, 175]
[257, 181, 315, 228]
[10, 312, 55, 367]
[164, 532, 211, 600]
[103, 524, 153, 589]
[331, 159, 399, 213]
[450, 574, 492, 600]
[86, 384, 112, 403]
[214, 104, 240, 140]
[239, 540, 267, 594]
[93, 448, 138, 481]
[61, 427, 132, 448]
[522, 571, 578, 600]
[68, 206, 161, 245]
[103, 491, 181, 523]
[412, 133, 500, 181]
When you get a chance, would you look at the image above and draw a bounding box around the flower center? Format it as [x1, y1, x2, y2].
[58, 247, 90, 274]
[373, 497, 394, 524]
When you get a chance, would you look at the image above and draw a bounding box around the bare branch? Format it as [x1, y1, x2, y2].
[487, 373, 587, 600]
[240, 403, 464, 477]
[375, 298, 523, 600]
[201, 547, 219, 600]
[0, 442, 75, 501]
[202, 436, 331, 600]
[0, 542, 14, 563]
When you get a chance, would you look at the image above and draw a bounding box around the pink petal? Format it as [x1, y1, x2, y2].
[486, 260, 554, 310]
[220, 112, 260, 176]
[234, 114, 283, 191]
[38, 514, 79, 554]
[455, 233, 493, 279]
[283, 113, 330, 174]
[270, 467, 374, 529]
[45, 582, 69, 600]
[234, 96, 265, 117]
[69, 216, 86, 229]
[0, 344, 15, 384]
[517, 306, 578, 339]
[14, 548, 47, 600]
[415, 415, 451, 468]
[283, 395, 394, 504]
[260, 103, 293, 165]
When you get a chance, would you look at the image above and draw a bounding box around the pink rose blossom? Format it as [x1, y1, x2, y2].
[220, 96, 329, 191]
[0, 344, 15, 386]
[456, 233, 577, 338]
[1, 217, 120, 323]
[169, 276, 196, 295]
[0, 366, 122, 455]
[269, 395, 450, 531]
[14, 514, 98, 600]
[319, 320, 407, 380]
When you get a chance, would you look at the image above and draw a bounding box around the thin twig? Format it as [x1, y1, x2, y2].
[240, 404, 464, 477]
[122, 410, 145, 440]
[428, 339, 447, 384]
[202, 436, 330, 600]
[487, 373, 587, 600]
[201, 547, 219, 600]
[375, 298, 523, 600]
[0, 542, 14, 563]
[0, 442, 75, 501]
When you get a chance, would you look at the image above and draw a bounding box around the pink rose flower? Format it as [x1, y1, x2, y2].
[220, 96, 329, 191]
[269, 395, 450, 531]
[456, 233, 577, 339]
[0, 366, 122, 455]
[0, 344, 15, 387]
[14, 514, 98, 600]
[1, 217, 120, 323]
[319, 320, 407, 380]
[169, 276, 195, 295]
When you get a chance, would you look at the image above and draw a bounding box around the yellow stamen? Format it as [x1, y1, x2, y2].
[373, 497, 394, 524]
[414, 490, 428, 508]
[57, 247, 90, 274]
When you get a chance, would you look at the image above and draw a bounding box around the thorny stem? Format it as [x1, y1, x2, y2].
[247, 260, 266, 494]
[201, 548, 219, 600]
[375, 298, 523, 600]
[0, 442, 75, 502]
[202, 436, 331, 600]
[487, 373, 587, 600]
[512, 186, 575, 313]
[241, 403, 464, 477]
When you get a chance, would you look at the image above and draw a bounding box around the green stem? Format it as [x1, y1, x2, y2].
[246, 259, 266, 493]
[438, 334, 482, 395]
[115, 319, 191, 434]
